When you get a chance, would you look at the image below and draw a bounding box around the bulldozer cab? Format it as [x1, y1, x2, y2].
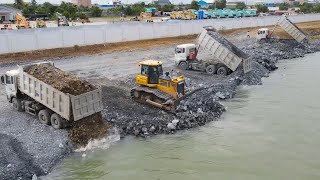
[137, 60, 163, 86]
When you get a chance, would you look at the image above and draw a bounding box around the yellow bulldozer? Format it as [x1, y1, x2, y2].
[131, 60, 186, 111]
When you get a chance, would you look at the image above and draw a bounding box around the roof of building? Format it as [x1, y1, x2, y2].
[198, 0, 209, 5]
[0, 5, 21, 13]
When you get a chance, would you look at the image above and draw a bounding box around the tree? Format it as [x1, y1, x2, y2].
[236, 2, 246, 10]
[62, 10, 70, 19]
[299, 3, 313, 13]
[35, 6, 46, 14]
[313, 4, 320, 12]
[216, 0, 226, 9]
[256, 5, 268, 13]
[189, 0, 200, 10]
[279, 3, 289, 10]
[43, 2, 57, 15]
[90, 7, 102, 17]
[14, 0, 24, 9]
[31, 0, 37, 7]
[161, 4, 174, 12]
[124, 6, 133, 15]
[79, 13, 87, 19]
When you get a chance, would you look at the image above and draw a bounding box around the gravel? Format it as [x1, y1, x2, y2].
[0, 90, 71, 179]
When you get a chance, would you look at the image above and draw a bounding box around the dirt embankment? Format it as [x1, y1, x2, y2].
[0, 35, 196, 64]
[1, 21, 319, 64]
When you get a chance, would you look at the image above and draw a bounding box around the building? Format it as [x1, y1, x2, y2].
[152, 0, 171, 6]
[0, 5, 22, 22]
[71, 0, 92, 8]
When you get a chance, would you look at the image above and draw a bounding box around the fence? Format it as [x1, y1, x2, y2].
[0, 14, 320, 55]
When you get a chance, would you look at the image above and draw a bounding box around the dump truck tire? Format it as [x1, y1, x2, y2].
[38, 109, 51, 125]
[12, 98, 23, 112]
[205, 65, 216, 74]
[51, 113, 64, 129]
[217, 66, 228, 76]
[178, 61, 188, 70]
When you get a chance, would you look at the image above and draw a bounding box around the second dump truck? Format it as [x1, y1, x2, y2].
[1, 62, 103, 129]
[175, 27, 252, 75]
[257, 15, 307, 43]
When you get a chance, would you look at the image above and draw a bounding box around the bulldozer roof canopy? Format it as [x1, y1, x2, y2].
[139, 60, 162, 66]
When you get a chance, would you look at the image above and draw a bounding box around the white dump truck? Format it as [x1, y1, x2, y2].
[0, 62, 103, 129]
[257, 15, 307, 43]
[175, 27, 252, 75]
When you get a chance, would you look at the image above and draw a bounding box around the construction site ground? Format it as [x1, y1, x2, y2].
[1, 21, 320, 179]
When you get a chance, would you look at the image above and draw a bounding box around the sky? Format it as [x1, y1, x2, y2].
[1, 0, 280, 5]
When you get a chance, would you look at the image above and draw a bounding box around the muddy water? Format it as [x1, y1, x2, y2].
[46, 53, 320, 180]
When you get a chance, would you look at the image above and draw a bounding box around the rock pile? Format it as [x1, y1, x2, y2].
[101, 85, 225, 137]
[241, 39, 312, 71]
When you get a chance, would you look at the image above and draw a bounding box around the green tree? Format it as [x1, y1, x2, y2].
[189, 0, 200, 10]
[62, 10, 70, 19]
[43, 2, 57, 15]
[35, 6, 46, 14]
[125, 6, 133, 15]
[14, 0, 24, 9]
[79, 13, 87, 19]
[31, 0, 37, 7]
[90, 7, 102, 17]
[161, 4, 174, 12]
[22, 5, 36, 15]
[256, 5, 268, 13]
[216, 0, 226, 9]
[279, 3, 289, 10]
[313, 4, 320, 12]
[236, 2, 246, 10]
[299, 3, 313, 13]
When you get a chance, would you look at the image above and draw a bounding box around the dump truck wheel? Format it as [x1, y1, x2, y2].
[51, 113, 64, 129]
[217, 66, 228, 76]
[38, 109, 51, 125]
[205, 65, 216, 74]
[178, 61, 188, 70]
[12, 98, 23, 112]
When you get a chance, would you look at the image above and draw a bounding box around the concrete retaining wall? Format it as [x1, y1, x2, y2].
[0, 14, 320, 55]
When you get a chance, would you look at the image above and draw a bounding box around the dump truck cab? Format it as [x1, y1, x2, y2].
[1, 70, 19, 102]
[257, 28, 270, 40]
[174, 44, 198, 69]
[135, 60, 185, 99]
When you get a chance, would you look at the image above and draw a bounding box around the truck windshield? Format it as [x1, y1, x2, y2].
[5, 75, 13, 84]
[175, 48, 184, 54]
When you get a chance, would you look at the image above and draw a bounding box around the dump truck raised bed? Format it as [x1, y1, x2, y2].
[175, 27, 252, 75]
[1, 62, 103, 129]
[257, 15, 307, 43]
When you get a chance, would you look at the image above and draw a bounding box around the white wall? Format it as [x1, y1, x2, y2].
[0, 14, 320, 55]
